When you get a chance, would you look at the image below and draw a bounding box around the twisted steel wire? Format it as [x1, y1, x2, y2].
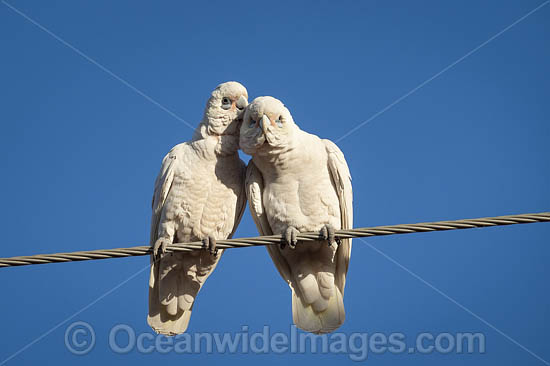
[1, 212, 548, 268]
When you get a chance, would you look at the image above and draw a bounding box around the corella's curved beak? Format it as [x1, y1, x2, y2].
[259, 114, 270, 135]
[236, 95, 248, 110]
[236, 95, 248, 121]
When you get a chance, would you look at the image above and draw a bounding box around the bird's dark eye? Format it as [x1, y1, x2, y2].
[221, 97, 231, 110]
[275, 116, 283, 127]
[248, 119, 256, 128]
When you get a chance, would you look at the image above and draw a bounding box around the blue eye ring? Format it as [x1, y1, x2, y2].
[248, 119, 256, 128]
[275, 116, 283, 127]
[221, 97, 232, 110]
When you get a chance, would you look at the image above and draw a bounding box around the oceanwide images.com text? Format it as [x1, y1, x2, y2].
[65, 321, 486, 361]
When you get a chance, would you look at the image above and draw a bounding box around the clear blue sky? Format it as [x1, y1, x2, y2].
[1, 0, 549, 364]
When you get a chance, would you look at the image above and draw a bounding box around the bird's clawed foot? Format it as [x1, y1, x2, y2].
[202, 235, 218, 256]
[281, 226, 299, 250]
[153, 237, 171, 260]
[320, 224, 339, 247]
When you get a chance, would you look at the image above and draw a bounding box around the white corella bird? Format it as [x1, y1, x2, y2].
[240, 96, 353, 334]
[148, 82, 248, 335]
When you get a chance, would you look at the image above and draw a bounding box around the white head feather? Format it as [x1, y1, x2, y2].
[196, 81, 248, 138]
[239, 96, 297, 155]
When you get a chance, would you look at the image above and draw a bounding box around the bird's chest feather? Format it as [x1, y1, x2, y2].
[166, 154, 243, 240]
[263, 168, 340, 233]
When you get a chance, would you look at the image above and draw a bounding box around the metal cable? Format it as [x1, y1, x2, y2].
[1, 212, 548, 268]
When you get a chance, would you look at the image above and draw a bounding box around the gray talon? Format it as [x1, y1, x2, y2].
[202, 236, 218, 256]
[153, 237, 171, 260]
[320, 226, 328, 240]
[284, 226, 299, 249]
[320, 224, 337, 247]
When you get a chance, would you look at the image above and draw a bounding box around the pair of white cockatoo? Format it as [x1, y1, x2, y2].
[148, 81, 352, 335]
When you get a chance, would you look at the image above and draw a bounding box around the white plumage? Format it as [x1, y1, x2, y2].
[240, 96, 353, 334]
[148, 82, 248, 335]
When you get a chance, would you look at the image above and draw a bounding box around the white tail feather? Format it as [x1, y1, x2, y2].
[291, 282, 345, 334]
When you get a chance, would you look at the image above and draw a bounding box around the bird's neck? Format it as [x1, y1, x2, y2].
[191, 122, 240, 158]
[252, 137, 305, 179]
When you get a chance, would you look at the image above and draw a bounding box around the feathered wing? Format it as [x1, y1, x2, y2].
[245, 161, 292, 282]
[323, 139, 353, 295]
[148, 146, 191, 335]
[228, 160, 248, 240]
[150, 149, 177, 246]
[148, 146, 247, 335]
[290, 140, 353, 334]
[245, 161, 310, 325]
[245, 149, 353, 334]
